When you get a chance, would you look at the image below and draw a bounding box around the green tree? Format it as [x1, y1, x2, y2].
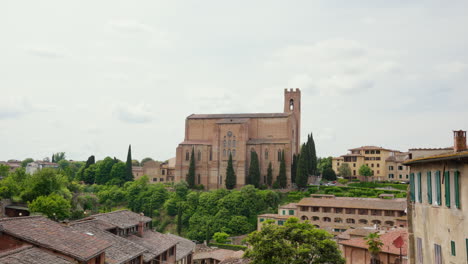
[132, 160, 140, 166]
[76, 155, 95, 182]
[296, 144, 309, 189]
[52, 152, 66, 163]
[110, 162, 127, 185]
[21, 168, 70, 202]
[21, 158, 34, 168]
[365, 232, 383, 264]
[307, 133, 317, 175]
[358, 164, 373, 181]
[29, 193, 71, 221]
[248, 151, 260, 188]
[187, 148, 196, 188]
[291, 154, 298, 184]
[141, 157, 154, 166]
[244, 217, 345, 264]
[317, 157, 333, 175]
[277, 151, 287, 188]
[266, 162, 273, 187]
[125, 145, 134, 182]
[83, 164, 97, 184]
[228, 215, 253, 235]
[322, 167, 337, 181]
[213, 232, 230, 244]
[0, 164, 9, 178]
[225, 153, 236, 189]
[338, 163, 352, 179]
[94, 157, 116, 185]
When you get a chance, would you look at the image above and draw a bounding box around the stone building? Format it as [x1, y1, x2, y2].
[133, 158, 176, 183]
[258, 194, 407, 235]
[332, 146, 410, 181]
[405, 130, 468, 264]
[175, 89, 301, 190]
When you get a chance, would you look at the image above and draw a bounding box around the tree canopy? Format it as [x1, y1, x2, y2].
[225, 153, 236, 189]
[338, 163, 352, 178]
[187, 148, 196, 188]
[125, 145, 134, 182]
[29, 193, 71, 220]
[277, 151, 287, 188]
[358, 164, 373, 179]
[322, 167, 337, 181]
[296, 144, 309, 189]
[245, 217, 345, 264]
[248, 151, 260, 188]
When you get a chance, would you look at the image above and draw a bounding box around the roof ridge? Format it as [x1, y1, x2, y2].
[0, 245, 34, 258]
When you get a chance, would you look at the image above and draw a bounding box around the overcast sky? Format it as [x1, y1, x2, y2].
[1, 0, 467, 162]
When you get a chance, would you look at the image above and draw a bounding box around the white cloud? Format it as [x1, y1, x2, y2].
[107, 19, 154, 34]
[113, 102, 154, 124]
[25, 46, 67, 59]
[0, 97, 54, 120]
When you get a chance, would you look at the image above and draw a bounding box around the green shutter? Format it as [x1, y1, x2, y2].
[455, 171, 460, 209]
[451, 241, 456, 256]
[427, 171, 432, 204]
[289, 210, 294, 215]
[417, 172, 422, 203]
[436, 171, 441, 205]
[466, 239, 468, 261]
[410, 173, 415, 202]
[445, 171, 451, 208]
[260, 218, 264, 222]
[282, 210, 286, 215]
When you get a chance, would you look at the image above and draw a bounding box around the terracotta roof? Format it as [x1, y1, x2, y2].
[296, 197, 407, 211]
[404, 150, 468, 165]
[91, 210, 152, 229]
[348, 146, 392, 151]
[339, 229, 408, 256]
[127, 232, 178, 262]
[279, 203, 297, 209]
[0, 216, 110, 262]
[257, 214, 291, 219]
[194, 249, 244, 261]
[188, 113, 290, 119]
[0, 246, 74, 264]
[337, 228, 376, 240]
[219, 258, 251, 264]
[70, 222, 146, 264]
[71, 218, 117, 231]
[166, 233, 196, 261]
[246, 139, 290, 145]
[408, 147, 453, 151]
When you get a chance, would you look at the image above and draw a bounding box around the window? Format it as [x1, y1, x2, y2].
[365, 150, 370, 154]
[398, 166, 403, 170]
[209, 148, 212, 161]
[427, 171, 432, 204]
[434, 244, 442, 264]
[162, 251, 167, 261]
[334, 218, 343, 223]
[300, 216, 308, 221]
[377, 164, 380, 168]
[445, 171, 451, 207]
[385, 221, 394, 226]
[265, 150, 269, 160]
[289, 210, 294, 215]
[228, 149, 231, 157]
[417, 237, 423, 264]
[376, 157, 381, 160]
[389, 174, 394, 179]
[312, 207, 320, 212]
[289, 99, 294, 110]
[278, 150, 281, 161]
[346, 208, 355, 214]
[334, 208, 343, 214]
[169, 246, 174, 256]
[223, 140, 226, 147]
[282, 210, 286, 215]
[359, 219, 368, 224]
[455, 171, 460, 208]
[353, 163, 356, 167]
[323, 217, 331, 222]
[312, 216, 319, 221]
[377, 170, 380, 174]
[410, 173, 415, 202]
[371, 150, 375, 154]
[451, 241, 456, 256]
[400, 174, 403, 179]
[160, 178, 164, 181]
[417, 172, 422, 203]
[232, 149, 236, 157]
[353, 170, 356, 176]
[223, 149, 226, 157]
[198, 150, 201, 161]
[372, 220, 381, 225]
[346, 218, 355, 224]
[185, 151, 190, 161]
[376, 150, 380, 154]
[278, 220, 284, 226]
[162, 170, 165, 175]
[371, 163, 374, 168]
[322, 207, 331, 213]
[197, 174, 201, 184]
[435, 171, 441, 205]
[260, 218, 264, 222]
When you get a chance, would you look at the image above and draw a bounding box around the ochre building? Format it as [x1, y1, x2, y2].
[175, 89, 301, 190]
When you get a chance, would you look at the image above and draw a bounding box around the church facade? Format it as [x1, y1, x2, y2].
[175, 89, 301, 190]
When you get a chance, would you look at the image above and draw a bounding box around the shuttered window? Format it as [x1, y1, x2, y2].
[451, 241, 456, 256]
[434, 244, 442, 264]
[417, 172, 422, 203]
[455, 171, 460, 209]
[410, 173, 415, 202]
[435, 171, 441, 205]
[427, 171, 432, 204]
[445, 171, 451, 208]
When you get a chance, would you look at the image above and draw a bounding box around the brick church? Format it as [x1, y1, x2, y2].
[175, 89, 301, 190]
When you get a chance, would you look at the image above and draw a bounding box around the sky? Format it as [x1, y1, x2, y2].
[1, 0, 468, 162]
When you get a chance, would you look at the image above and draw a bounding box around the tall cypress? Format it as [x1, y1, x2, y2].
[225, 153, 236, 189]
[248, 151, 260, 188]
[296, 144, 309, 188]
[266, 162, 273, 187]
[77, 155, 95, 182]
[278, 150, 287, 188]
[291, 154, 298, 184]
[187, 147, 196, 188]
[125, 145, 134, 182]
[308, 133, 317, 175]
[52, 154, 55, 163]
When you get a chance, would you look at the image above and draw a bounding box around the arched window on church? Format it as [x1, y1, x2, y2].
[197, 150, 201, 161]
[228, 140, 231, 147]
[223, 149, 226, 157]
[223, 140, 226, 147]
[233, 139, 236, 147]
[185, 151, 190, 161]
[209, 148, 212, 161]
[228, 149, 231, 157]
[289, 99, 294, 110]
[232, 149, 236, 157]
[278, 150, 282, 161]
[265, 149, 269, 160]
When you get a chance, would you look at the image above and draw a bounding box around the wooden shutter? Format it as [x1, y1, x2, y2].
[455, 171, 460, 209]
[417, 172, 422, 203]
[427, 171, 432, 204]
[436, 171, 441, 205]
[410, 173, 415, 202]
[451, 241, 456, 256]
[445, 171, 451, 208]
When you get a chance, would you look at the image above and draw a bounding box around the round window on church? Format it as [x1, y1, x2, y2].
[227, 131, 233, 137]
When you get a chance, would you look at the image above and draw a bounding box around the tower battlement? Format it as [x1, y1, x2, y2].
[284, 88, 301, 94]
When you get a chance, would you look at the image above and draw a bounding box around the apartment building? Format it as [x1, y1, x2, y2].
[406, 130, 468, 264]
[258, 195, 407, 235]
[332, 146, 410, 181]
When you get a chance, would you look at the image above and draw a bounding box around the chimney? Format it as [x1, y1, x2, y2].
[138, 213, 145, 237]
[453, 130, 467, 152]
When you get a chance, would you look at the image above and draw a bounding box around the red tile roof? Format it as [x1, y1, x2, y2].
[0, 216, 111, 262]
[0, 246, 74, 264]
[90, 210, 152, 229]
[339, 229, 408, 256]
[127, 232, 178, 262]
[188, 113, 290, 119]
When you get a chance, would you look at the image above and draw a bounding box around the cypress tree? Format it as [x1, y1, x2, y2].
[278, 150, 287, 188]
[296, 144, 309, 188]
[248, 151, 260, 188]
[125, 145, 134, 182]
[291, 154, 298, 184]
[225, 152, 236, 189]
[52, 154, 55, 163]
[187, 147, 196, 188]
[77, 155, 95, 182]
[308, 133, 317, 175]
[266, 162, 273, 187]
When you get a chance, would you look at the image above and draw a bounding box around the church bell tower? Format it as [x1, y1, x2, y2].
[284, 88, 301, 154]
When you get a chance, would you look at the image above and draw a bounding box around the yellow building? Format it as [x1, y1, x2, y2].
[332, 146, 410, 181]
[406, 130, 468, 264]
